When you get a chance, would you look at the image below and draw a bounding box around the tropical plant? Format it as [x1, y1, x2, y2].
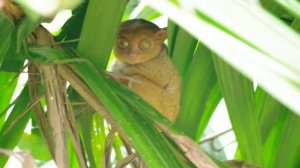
[0, 0, 299, 168]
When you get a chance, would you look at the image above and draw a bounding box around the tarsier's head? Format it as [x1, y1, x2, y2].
[114, 19, 167, 64]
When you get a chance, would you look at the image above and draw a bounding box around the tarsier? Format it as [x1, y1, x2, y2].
[112, 19, 181, 122]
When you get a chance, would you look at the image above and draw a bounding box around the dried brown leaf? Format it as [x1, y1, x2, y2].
[40, 64, 69, 168]
[0, 148, 37, 168]
[224, 160, 260, 168]
[158, 124, 218, 168]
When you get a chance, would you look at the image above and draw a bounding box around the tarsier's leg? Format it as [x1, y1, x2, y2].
[128, 75, 179, 122]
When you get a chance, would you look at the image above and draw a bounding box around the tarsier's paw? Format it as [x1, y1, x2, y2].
[127, 75, 145, 89]
[105, 71, 124, 80]
[106, 72, 131, 81]
[106, 72, 143, 86]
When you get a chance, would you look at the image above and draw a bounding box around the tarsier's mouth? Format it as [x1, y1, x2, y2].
[129, 53, 139, 59]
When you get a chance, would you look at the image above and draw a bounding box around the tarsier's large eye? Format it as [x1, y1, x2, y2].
[138, 39, 151, 50]
[117, 38, 129, 49]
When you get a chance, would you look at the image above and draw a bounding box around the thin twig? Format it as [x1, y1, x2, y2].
[103, 128, 116, 168]
[199, 128, 232, 144]
[119, 136, 139, 168]
[211, 140, 236, 152]
[57, 64, 132, 146]
[0, 96, 18, 119]
[62, 79, 87, 168]
[51, 38, 81, 45]
[3, 94, 43, 135]
[70, 101, 88, 106]
[28, 62, 55, 157]
[7, 62, 29, 87]
[73, 104, 90, 117]
[115, 153, 139, 168]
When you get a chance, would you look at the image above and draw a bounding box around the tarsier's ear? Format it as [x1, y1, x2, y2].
[154, 28, 167, 41]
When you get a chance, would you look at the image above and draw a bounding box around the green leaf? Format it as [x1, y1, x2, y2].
[0, 85, 32, 167]
[77, 111, 97, 168]
[275, 0, 300, 20]
[122, 0, 140, 20]
[113, 133, 124, 161]
[272, 112, 300, 168]
[256, 88, 289, 142]
[0, 15, 15, 68]
[256, 88, 300, 168]
[28, 46, 73, 64]
[77, 0, 128, 69]
[18, 133, 52, 161]
[175, 44, 219, 139]
[213, 56, 264, 166]
[0, 59, 25, 72]
[291, 19, 300, 33]
[16, 17, 42, 52]
[169, 26, 197, 76]
[67, 142, 80, 168]
[68, 89, 96, 168]
[257, 90, 288, 168]
[261, 0, 293, 23]
[0, 72, 19, 128]
[195, 82, 222, 141]
[55, 0, 88, 47]
[136, 6, 161, 20]
[167, 20, 179, 57]
[91, 114, 106, 166]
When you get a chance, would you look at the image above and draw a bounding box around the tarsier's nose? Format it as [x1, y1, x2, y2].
[129, 50, 140, 60]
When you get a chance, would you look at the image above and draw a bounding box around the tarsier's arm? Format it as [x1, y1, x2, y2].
[106, 71, 142, 86]
[127, 74, 178, 122]
[121, 56, 172, 88]
[109, 69, 179, 122]
[123, 67, 170, 88]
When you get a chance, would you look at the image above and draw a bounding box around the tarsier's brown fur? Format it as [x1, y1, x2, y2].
[112, 19, 181, 122]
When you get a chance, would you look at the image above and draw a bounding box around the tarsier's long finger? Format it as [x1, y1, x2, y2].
[105, 72, 142, 84]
